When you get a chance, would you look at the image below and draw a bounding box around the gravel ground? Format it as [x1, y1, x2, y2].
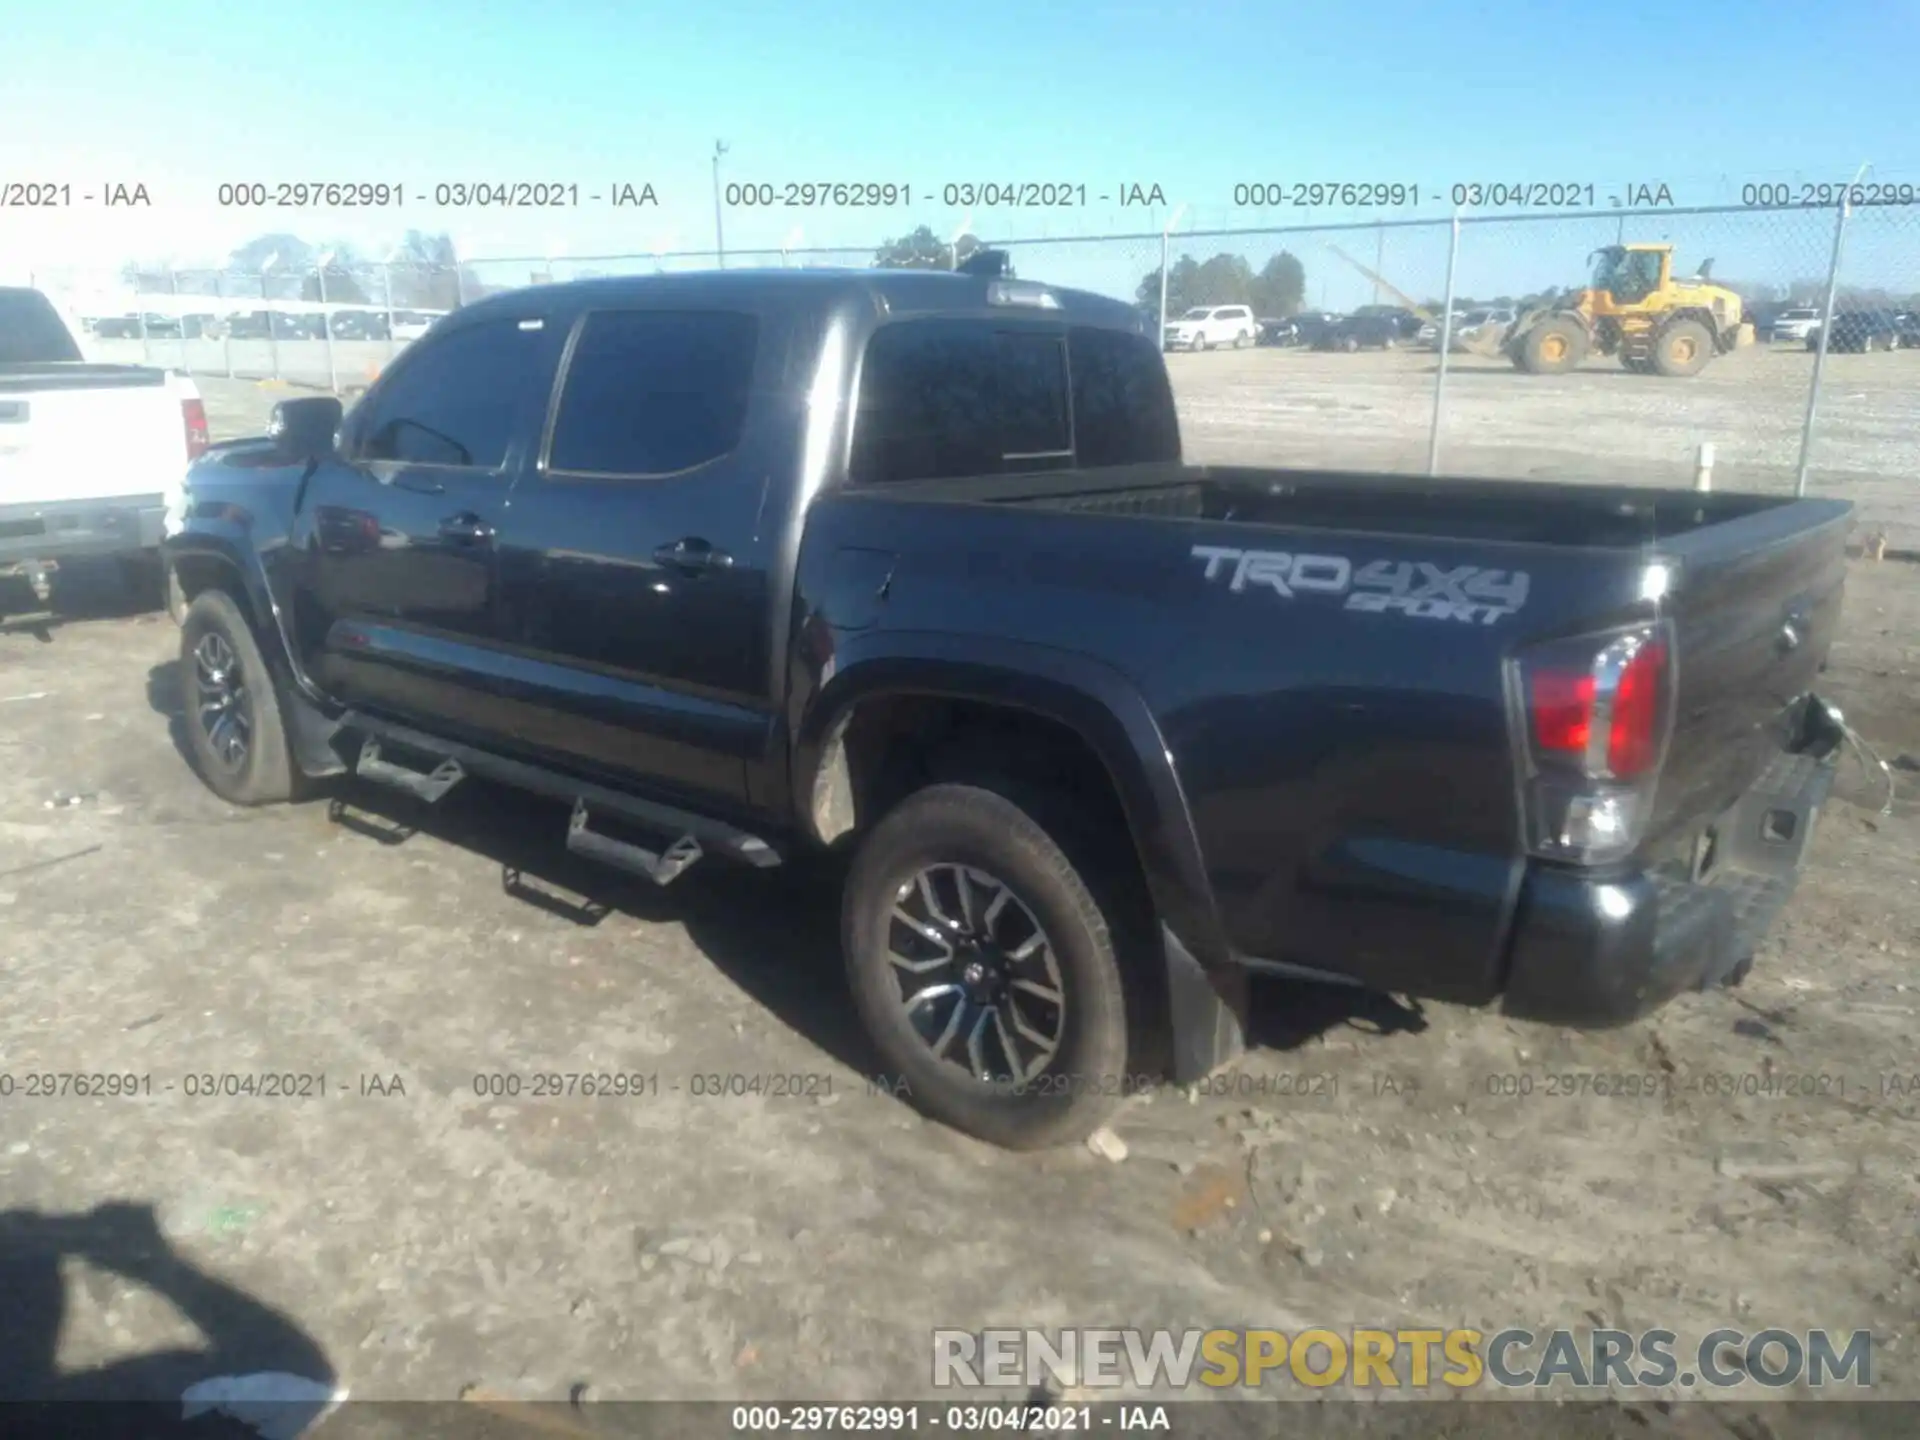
[1, 349, 1915, 1437]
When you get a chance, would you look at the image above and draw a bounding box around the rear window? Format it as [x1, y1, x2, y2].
[0, 288, 84, 365]
[548, 310, 759, 475]
[1068, 326, 1180, 468]
[849, 319, 1177, 484]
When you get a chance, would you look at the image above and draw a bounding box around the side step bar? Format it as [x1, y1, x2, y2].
[339, 711, 783, 878]
[567, 801, 703, 885]
[355, 736, 465, 803]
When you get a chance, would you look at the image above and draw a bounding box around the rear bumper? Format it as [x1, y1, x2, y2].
[1500, 750, 1836, 1027]
[0, 495, 165, 566]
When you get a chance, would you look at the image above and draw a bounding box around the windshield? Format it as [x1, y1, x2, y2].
[0, 287, 85, 364]
[1461, 309, 1491, 325]
[1592, 247, 1665, 302]
[1179, 308, 1212, 320]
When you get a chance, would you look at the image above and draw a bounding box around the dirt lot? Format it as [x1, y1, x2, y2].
[1, 361, 1916, 1436]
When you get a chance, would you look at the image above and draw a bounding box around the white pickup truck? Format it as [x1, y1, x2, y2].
[1, 286, 209, 616]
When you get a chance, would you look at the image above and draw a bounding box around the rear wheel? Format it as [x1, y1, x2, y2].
[178, 589, 297, 807]
[842, 782, 1134, 1149]
[1651, 319, 1714, 377]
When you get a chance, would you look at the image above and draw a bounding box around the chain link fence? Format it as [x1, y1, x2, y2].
[990, 202, 1917, 545]
[23, 203, 1919, 544]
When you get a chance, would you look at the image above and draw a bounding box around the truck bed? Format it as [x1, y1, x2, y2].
[891, 462, 1823, 550]
[810, 460, 1851, 996]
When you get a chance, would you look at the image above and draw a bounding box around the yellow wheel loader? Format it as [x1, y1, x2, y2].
[1503, 245, 1751, 377]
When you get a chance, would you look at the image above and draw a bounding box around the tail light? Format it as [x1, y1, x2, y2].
[1510, 621, 1675, 864]
[183, 398, 210, 460]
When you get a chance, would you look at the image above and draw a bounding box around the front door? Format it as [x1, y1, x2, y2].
[289, 310, 562, 736]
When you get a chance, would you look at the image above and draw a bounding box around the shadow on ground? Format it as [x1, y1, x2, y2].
[0, 1201, 334, 1437]
[151, 714, 1434, 1088]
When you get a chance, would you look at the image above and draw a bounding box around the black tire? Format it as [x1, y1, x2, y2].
[178, 589, 297, 806]
[1651, 318, 1713, 377]
[1342, 334, 1359, 353]
[842, 782, 1133, 1149]
[1192, 333, 1209, 352]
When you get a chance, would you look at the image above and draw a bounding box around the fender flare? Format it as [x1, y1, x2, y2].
[791, 629, 1231, 971]
[162, 529, 325, 707]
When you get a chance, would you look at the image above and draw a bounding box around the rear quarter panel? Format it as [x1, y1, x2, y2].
[794, 489, 1658, 1000]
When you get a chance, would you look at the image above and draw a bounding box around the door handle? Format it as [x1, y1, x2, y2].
[438, 512, 495, 545]
[652, 537, 733, 573]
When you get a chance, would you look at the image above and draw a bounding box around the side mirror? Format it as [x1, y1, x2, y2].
[268, 396, 343, 462]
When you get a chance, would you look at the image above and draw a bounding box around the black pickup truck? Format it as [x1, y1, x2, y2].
[162, 266, 1853, 1148]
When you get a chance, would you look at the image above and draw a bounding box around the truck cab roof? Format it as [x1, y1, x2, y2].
[444, 267, 1151, 338]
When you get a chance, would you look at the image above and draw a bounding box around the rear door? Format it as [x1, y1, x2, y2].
[490, 305, 782, 806]
[288, 310, 563, 734]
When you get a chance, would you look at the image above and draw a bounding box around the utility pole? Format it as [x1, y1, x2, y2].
[711, 140, 730, 268]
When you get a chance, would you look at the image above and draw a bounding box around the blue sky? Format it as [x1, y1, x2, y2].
[3, 0, 1917, 307]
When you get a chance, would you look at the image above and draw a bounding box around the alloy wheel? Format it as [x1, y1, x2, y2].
[193, 631, 252, 770]
[885, 864, 1066, 1085]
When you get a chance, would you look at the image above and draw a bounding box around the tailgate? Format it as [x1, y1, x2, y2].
[0, 367, 188, 506]
[1650, 502, 1851, 849]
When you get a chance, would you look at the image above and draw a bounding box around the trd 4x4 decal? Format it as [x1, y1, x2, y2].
[1191, 545, 1531, 625]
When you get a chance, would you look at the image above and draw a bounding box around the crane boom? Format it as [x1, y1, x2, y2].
[1323, 244, 1437, 323]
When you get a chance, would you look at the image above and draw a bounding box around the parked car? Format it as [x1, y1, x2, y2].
[0, 286, 207, 618]
[1162, 304, 1257, 351]
[210, 310, 320, 341]
[1287, 312, 1342, 348]
[1891, 311, 1920, 348]
[329, 310, 393, 341]
[1418, 308, 1516, 349]
[1256, 317, 1298, 347]
[163, 268, 1851, 1150]
[389, 311, 440, 342]
[1809, 312, 1899, 352]
[1351, 304, 1424, 341]
[1315, 312, 1402, 351]
[1769, 307, 1824, 343]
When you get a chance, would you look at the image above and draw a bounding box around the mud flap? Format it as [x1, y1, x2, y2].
[1162, 923, 1249, 1084]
